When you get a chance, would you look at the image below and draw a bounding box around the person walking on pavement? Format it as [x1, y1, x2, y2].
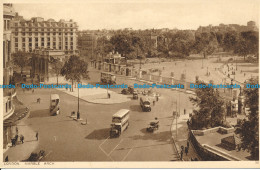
[11, 138, 15, 147]
[36, 132, 39, 141]
[5, 156, 8, 162]
[153, 100, 155, 106]
[185, 146, 188, 156]
[187, 141, 190, 150]
[20, 135, 24, 144]
[15, 134, 18, 145]
[180, 150, 183, 160]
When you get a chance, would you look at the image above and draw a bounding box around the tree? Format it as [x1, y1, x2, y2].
[49, 57, 63, 85]
[170, 30, 195, 58]
[110, 33, 133, 60]
[189, 80, 225, 129]
[12, 51, 30, 74]
[157, 32, 173, 58]
[95, 36, 113, 61]
[234, 31, 259, 61]
[194, 32, 218, 58]
[222, 31, 239, 52]
[60, 55, 89, 92]
[236, 78, 259, 160]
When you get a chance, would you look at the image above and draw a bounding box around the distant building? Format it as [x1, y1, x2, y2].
[11, 14, 78, 57]
[198, 21, 258, 32]
[77, 31, 97, 61]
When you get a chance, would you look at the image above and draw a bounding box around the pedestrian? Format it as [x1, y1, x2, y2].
[184, 109, 186, 115]
[5, 156, 8, 162]
[185, 146, 188, 156]
[36, 132, 38, 141]
[187, 141, 190, 150]
[181, 145, 184, 151]
[20, 135, 24, 144]
[108, 93, 111, 99]
[153, 100, 155, 106]
[16, 127, 19, 135]
[15, 134, 18, 143]
[180, 150, 183, 160]
[11, 138, 15, 147]
[156, 96, 159, 101]
[32, 89, 34, 93]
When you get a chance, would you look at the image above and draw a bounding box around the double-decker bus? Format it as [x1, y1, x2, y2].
[110, 109, 130, 137]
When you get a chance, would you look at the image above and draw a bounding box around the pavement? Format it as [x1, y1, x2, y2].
[171, 112, 200, 161]
[10, 83, 177, 161]
[56, 86, 130, 104]
[3, 120, 39, 162]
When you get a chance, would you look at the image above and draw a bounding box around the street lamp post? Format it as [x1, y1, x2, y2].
[175, 99, 178, 140]
[77, 82, 80, 119]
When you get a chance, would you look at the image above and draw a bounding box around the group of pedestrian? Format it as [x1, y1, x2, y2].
[11, 127, 25, 146]
[11, 127, 39, 147]
[180, 141, 190, 160]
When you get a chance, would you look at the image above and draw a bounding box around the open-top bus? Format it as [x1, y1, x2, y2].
[110, 109, 130, 137]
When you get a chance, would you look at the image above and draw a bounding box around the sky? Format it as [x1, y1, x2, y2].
[10, 0, 259, 30]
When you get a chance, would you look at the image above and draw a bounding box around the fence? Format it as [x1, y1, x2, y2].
[92, 61, 198, 90]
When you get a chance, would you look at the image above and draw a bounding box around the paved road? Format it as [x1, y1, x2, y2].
[15, 67, 195, 161]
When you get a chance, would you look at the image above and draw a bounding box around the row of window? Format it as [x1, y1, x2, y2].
[14, 32, 74, 36]
[15, 28, 74, 32]
[15, 42, 73, 48]
[4, 20, 11, 31]
[15, 23, 75, 28]
[14, 45, 74, 52]
[15, 37, 74, 43]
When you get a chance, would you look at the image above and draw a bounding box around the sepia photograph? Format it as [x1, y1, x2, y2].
[1, 0, 259, 168]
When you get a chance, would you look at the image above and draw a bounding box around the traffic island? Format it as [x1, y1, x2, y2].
[57, 87, 130, 105]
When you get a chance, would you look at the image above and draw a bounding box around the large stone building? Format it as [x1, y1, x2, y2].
[3, 3, 16, 149]
[3, 4, 15, 120]
[11, 14, 78, 57]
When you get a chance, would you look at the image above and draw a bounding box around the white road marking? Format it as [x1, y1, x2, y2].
[45, 150, 53, 158]
[99, 145, 114, 161]
[99, 136, 110, 148]
[98, 136, 114, 161]
[108, 139, 124, 156]
[122, 148, 133, 161]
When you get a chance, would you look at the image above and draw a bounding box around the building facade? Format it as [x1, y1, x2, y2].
[11, 15, 78, 57]
[3, 4, 16, 149]
[3, 4, 15, 120]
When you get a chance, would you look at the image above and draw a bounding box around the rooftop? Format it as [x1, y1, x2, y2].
[195, 130, 251, 160]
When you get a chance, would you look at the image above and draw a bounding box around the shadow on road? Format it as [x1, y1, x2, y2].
[129, 128, 171, 143]
[85, 128, 110, 140]
[29, 109, 51, 118]
[129, 105, 142, 112]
